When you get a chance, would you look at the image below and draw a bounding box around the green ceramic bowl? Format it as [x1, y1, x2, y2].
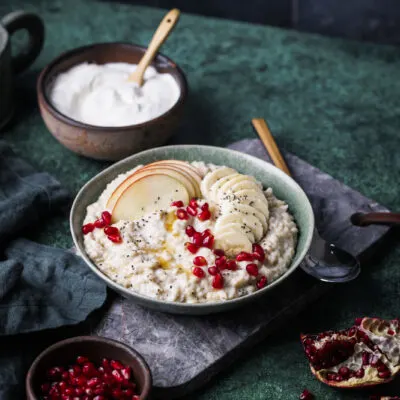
[70, 145, 314, 315]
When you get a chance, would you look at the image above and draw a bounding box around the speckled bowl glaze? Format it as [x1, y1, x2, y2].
[70, 145, 314, 315]
[37, 43, 188, 161]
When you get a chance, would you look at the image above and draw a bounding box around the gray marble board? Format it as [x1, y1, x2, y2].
[90, 139, 390, 399]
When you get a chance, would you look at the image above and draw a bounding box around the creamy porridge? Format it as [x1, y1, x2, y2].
[82, 161, 298, 303]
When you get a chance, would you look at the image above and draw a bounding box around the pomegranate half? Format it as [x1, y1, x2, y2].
[301, 317, 400, 388]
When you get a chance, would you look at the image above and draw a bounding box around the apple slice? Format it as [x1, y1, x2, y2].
[141, 160, 202, 197]
[112, 174, 189, 222]
[107, 166, 195, 210]
[139, 164, 199, 198]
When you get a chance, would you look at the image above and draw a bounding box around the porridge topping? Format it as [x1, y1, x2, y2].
[83, 160, 298, 304]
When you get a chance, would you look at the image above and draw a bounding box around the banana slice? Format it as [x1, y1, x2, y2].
[214, 230, 252, 255]
[220, 202, 268, 233]
[201, 167, 236, 200]
[233, 189, 269, 217]
[218, 174, 261, 196]
[214, 217, 256, 243]
[209, 174, 237, 203]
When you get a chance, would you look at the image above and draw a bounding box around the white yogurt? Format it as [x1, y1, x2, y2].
[50, 62, 180, 127]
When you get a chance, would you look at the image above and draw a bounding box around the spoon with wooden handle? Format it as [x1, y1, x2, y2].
[252, 118, 361, 283]
[351, 212, 400, 227]
[127, 8, 180, 86]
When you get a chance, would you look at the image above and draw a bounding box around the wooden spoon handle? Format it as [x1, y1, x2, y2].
[128, 8, 180, 86]
[252, 118, 292, 177]
[351, 212, 400, 227]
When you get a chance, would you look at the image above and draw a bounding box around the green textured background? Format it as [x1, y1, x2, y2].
[1, 1, 400, 398]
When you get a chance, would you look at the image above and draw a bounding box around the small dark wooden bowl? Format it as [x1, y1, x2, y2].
[26, 336, 152, 399]
[37, 43, 188, 161]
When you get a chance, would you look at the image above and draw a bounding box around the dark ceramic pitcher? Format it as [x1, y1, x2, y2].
[0, 10, 44, 130]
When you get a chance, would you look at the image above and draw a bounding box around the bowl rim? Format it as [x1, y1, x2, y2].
[25, 335, 152, 398]
[37, 42, 188, 130]
[70, 144, 315, 312]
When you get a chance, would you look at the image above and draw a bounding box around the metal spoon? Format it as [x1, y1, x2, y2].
[252, 118, 361, 283]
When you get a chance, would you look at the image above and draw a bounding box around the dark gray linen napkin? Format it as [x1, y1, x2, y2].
[0, 141, 107, 398]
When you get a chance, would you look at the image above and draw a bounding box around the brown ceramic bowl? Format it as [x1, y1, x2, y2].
[37, 43, 188, 161]
[26, 336, 152, 399]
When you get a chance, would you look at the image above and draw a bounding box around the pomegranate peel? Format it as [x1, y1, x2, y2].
[301, 317, 400, 389]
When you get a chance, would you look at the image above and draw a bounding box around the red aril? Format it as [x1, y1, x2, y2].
[108, 234, 122, 243]
[82, 223, 95, 235]
[76, 356, 89, 365]
[215, 256, 227, 270]
[110, 359, 124, 370]
[185, 242, 199, 254]
[187, 206, 198, 216]
[256, 276, 267, 289]
[226, 260, 238, 271]
[189, 198, 198, 208]
[236, 252, 254, 262]
[193, 232, 203, 246]
[94, 218, 106, 228]
[213, 249, 225, 257]
[185, 225, 196, 237]
[192, 267, 205, 278]
[212, 273, 224, 289]
[198, 209, 211, 221]
[252, 243, 266, 262]
[193, 256, 207, 266]
[201, 203, 209, 211]
[246, 263, 258, 276]
[101, 211, 112, 225]
[299, 389, 314, 400]
[176, 209, 189, 220]
[104, 226, 119, 236]
[171, 200, 184, 207]
[208, 266, 218, 276]
[202, 234, 214, 249]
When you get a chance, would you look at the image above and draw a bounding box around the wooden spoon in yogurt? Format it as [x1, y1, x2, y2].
[127, 8, 180, 86]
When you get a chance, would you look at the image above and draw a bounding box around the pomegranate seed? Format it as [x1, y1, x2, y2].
[82, 363, 96, 376]
[47, 366, 63, 379]
[171, 200, 184, 207]
[64, 387, 75, 395]
[133, 396, 140, 400]
[202, 234, 214, 249]
[111, 388, 123, 397]
[121, 367, 131, 380]
[123, 388, 134, 396]
[226, 260, 238, 270]
[61, 371, 69, 380]
[355, 368, 365, 378]
[327, 373, 336, 381]
[101, 211, 112, 225]
[213, 249, 225, 257]
[87, 377, 101, 387]
[212, 273, 224, 289]
[176, 209, 189, 220]
[299, 389, 314, 400]
[338, 366, 350, 377]
[256, 276, 267, 289]
[85, 388, 94, 395]
[72, 365, 81, 375]
[201, 203, 209, 211]
[93, 386, 105, 395]
[82, 223, 95, 235]
[355, 317, 363, 325]
[94, 218, 106, 228]
[378, 370, 391, 379]
[362, 352, 370, 365]
[110, 360, 124, 370]
[193, 232, 203, 246]
[236, 252, 254, 262]
[185, 225, 196, 237]
[185, 242, 199, 254]
[187, 206, 198, 216]
[41, 383, 50, 393]
[108, 234, 122, 243]
[74, 376, 87, 386]
[76, 356, 89, 365]
[75, 387, 85, 396]
[193, 256, 207, 266]
[198, 209, 211, 221]
[377, 364, 388, 372]
[215, 256, 227, 269]
[189, 198, 198, 208]
[388, 329, 395, 335]
[201, 229, 211, 238]
[192, 267, 205, 278]
[246, 263, 259, 276]
[104, 226, 119, 236]
[93, 396, 106, 400]
[208, 266, 218, 276]
[252, 243, 265, 262]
